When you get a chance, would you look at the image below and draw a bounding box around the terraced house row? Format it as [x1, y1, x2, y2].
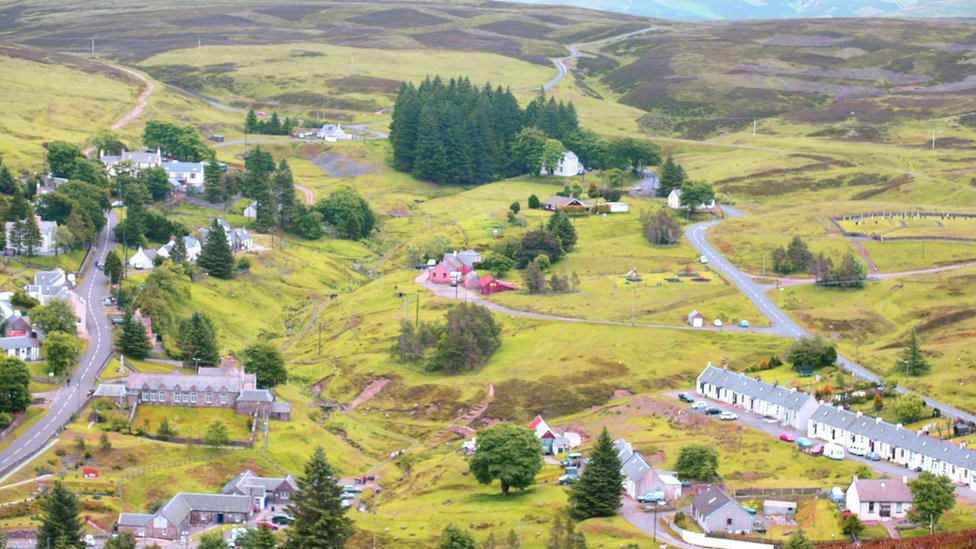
[696, 364, 976, 490]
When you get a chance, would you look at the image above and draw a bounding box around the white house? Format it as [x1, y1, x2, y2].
[199, 219, 254, 252]
[696, 364, 819, 430]
[161, 161, 205, 191]
[668, 188, 715, 211]
[5, 217, 59, 256]
[613, 439, 655, 499]
[0, 335, 40, 361]
[688, 310, 705, 328]
[99, 149, 162, 175]
[316, 123, 351, 142]
[846, 476, 912, 521]
[540, 151, 581, 177]
[243, 201, 258, 220]
[128, 247, 157, 270]
[158, 235, 202, 263]
[26, 268, 70, 304]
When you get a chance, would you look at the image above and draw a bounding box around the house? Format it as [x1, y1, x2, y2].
[4, 314, 31, 337]
[99, 148, 162, 175]
[243, 201, 258, 220]
[0, 336, 39, 361]
[128, 247, 157, 270]
[83, 468, 99, 479]
[688, 310, 705, 328]
[221, 469, 298, 508]
[846, 476, 912, 521]
[5, 216, 59, 255]
[647, 470, 683, 501]
[157, 235, 202, 263]
[691, 485, 755, 534]
[529, 415, 558, 454]
[427, 251, 480, 285]
[97, 356, 291, 421]
[613, 438, 656, 499]
[605, 202, 630, 213]
[199, 219, 254, 252]
[479, 275, 517, 296]
[161, 161, 205, 191]
[117, 493, 253, 541]
[26, 268, 69, 304]
[463, 270, 481, 290]
[552, 432, 581, 454]
[667, 188, 716, 211]
[316, 123, 352, 142]
[540, 151, 581, 177]
[697, 364, 819, 430]
[542, 195, 589, 212]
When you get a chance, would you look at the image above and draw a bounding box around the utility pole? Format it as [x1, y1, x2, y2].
[932, 128, 937, 150]
[762, 254, 766, 277]
[318, 323, 322, 356]
[402, 295, 408, 320]
[372, 488, 378, 549]
[197, 37, 201, 49]
[415, 293, 420, 326]
[752, 118, 757, 137]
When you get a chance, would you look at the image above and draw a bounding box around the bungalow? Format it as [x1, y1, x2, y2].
[542, 195, 589, 212]
[128, 247, 157, 270]
[529, 415, 558, 454]
[99, 148, 162, 176]
[613, 439, 656, 499]
[688, 310, 705, 328]
[0, 336, 39, 361]
[846, 476, 912, 521]
[667, 188, 716, 211]
[157, 235, 202, 263]
[316, 123, 352, 142]
[199, 219, 254, 252]
[691, 486, 754, 534]
[540, 151, 581, 177]
[696, 364, 819, 430]
[479, 275, 517, 296]
[118, 493, 252, 541]
[161, 161, 205, 191]
[221, 469, 298, 508]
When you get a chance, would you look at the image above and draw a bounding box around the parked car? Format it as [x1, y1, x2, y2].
[560, 453, 583, 467]
[779, 433, 797, 443]
[271, 514, 293, 525]
[558, 474, 577, 485]
[700, 255, 709, 264]
[719, 411, 738, 421]
[637, 490, 666, 503]
[343, 484, 364, 494]
[713, 319, 723, 327]
[257, 521, 280, 530]
[691, 401, 707, 410]
[678, 393, 695, 403]
[84, 534, 96, 547]
[738, 320, 750, 328]
[808, 445, 824, 456]
[755, 525, 767, 534]
[704, 407, 721, 415]
[865, 451, 881, 461]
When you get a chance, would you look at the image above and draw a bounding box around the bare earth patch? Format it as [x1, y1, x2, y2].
[309, 152, 375, 178]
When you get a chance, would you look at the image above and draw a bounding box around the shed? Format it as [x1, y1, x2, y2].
[605, 202, 630, 213]
[687, 310, 705, 328]
[763, 500, 796, 516]
[479, 275, 517, 296]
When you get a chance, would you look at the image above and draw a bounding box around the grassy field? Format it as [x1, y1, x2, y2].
[836, 215, 976, 239]
[131, 405, 254, 441]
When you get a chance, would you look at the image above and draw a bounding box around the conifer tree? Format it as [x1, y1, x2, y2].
[21, 215, 42, 257]
[569, 428, 624, 520]
[103, 250, 123, 284]
[204, 156, 225, 203]
[0, 163, 17, 195]
[899, 328, 930, 376]
[522, 259, 547, 294]
[254, 182, 276, 233]
[198, 219, 235, 279]
[170, 236, 188, 264]
[36, 481, 84, 549]
[284, 447, 353, 549]
[179, 312, 219, 367]
[273, 159, 297, 229]
[546, 210, 578, 252]
[245, 109, 259, 133]
[657, 154, 685, 198]
[120, 313, 150, 358]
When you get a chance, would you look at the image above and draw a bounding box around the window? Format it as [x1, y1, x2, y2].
[190, 393, 197, 404]
[726, 518, 732, 526]
[150, 392, 157, 402]
[206, 393, 212, 404]
[220, 394, 228, 404]
[183, 393, 189, 403]
[159, 392, 166, 403]
[141, 392, 149, 402]
[896, 503, 903, 513]
[868, 503, 875, 512]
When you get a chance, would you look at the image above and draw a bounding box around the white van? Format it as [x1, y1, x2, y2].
[849, 444, 868, 457]
[824, 443, 845, 460]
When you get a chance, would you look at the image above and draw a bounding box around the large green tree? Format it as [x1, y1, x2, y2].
[315, 186, 375, 240]
[119, 313, 150, 358]
[909, 471, 955, 534]
[675, 444, 719, 481]
[469, 423, 542, 495]
[0, 356, 31, 413]
[678, 180, 715, 216]
[569, 428, 624, 520]
[437, 524, 477, 549]
[198, 532, 227, 549]
[92, 129, 126, 156]
[285, 447, 353, 549]
[104, 531, 137, 549]
[894, 393, 925, 423]
[516, 230, 562, 268]
[104, 250, 123, 284]
[244, 343, 288, 388]
[607, 137, 660, 174]
[540, 138, 566, 175]
[787, 336, 837, 370]
[273, 159, 297, 229]
[178, 312, 220, 367]
[427, 303, 502, 374]
[204, 418, 229, 447]
[899, 329, 929, 376]
[36, 481, 84, 549]
[46, 141, 82, 179]
[21, 215, 42, 257]
[32, 297, 79, 335]
[198, 219, 235, 279]
[42, 331, 81, 376]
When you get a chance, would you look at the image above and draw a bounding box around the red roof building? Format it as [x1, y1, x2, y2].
[479, 275, 517, 296]
[83, 468, 99, 479]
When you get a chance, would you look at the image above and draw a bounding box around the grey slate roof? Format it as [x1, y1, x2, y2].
[613, 438, 634, 463]
[698, 365, 815, 411]
[221, 469, 297, 496]
[34, 268, 66, 286]
[810, 403, 859, 430]
[852, 479, 912, 503]
[127, 371, 242, 393]
[621, 452, 651, 484]
[237, 389, 273, 403]
[0, 335, 37, 350]
[93, 384, 127, 398]
[118, 513, 154, 527]
[271, 402, 291, 414]
[160, 493, 251, 527]
[692, 485, 743, 518]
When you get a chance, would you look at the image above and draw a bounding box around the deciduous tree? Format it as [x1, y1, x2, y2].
[32, 297, 79, 335]
[42, 331, 80, 376]
[787, 336, 837, 370]
[469, 423, 542, 495]
[909, 471, 955, 534]
[437, 524, 477, 549]
[678, 180, 715, 217]
[204, 418, 229, 447]
[894, 393, 925, 423]
[0, 356, 31, 413]
[46, 141, 82, 179]
[641, 209, 679, 245]
[244, 343, 287, 388]
[675, 444, 719, 481]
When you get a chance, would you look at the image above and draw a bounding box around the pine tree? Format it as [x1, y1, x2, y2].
[0, 163, 17, 195]
[522, 259, 547, 294]
[36, 481, 84, 549]
[546, 210, 578, 252]
[179, 312, 219, 367]
[170, 236, 188, 264]
[204, 157, 225, 203]
[254, 181, 276, 233]
[569, 428, 624, 520]
[899, 328, 930, 376]
[284, 447, 353, 549]
[657, 155, 685, 198]
[242, 525, 278, 549]
[103, 251, 123, 284]
[245, 109, 259, 133]
[21, 216, 42, 257]
[198, 219, 235, 279]
[120, 313, 150, 358]
[8, 220, 23, 255]
[273, 160, 297, 229]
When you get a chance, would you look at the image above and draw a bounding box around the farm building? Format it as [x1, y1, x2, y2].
[479, 275, 516, 295]
[687, 310, 705, 328]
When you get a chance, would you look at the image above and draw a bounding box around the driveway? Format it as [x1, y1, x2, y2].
[0, 212, 117, 480]
[619, 498, 695, 549]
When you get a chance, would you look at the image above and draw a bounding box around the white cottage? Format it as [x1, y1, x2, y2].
[846, 477, 912, 521]
[540, 151, 580, 177]
[128, 247, 157, 270]
[696, 364, 819, 430]
[668, 188, 715, 211]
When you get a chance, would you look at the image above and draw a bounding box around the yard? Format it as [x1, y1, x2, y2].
[131, 405, 254, 442]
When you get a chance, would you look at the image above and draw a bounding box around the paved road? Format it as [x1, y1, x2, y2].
[0, 212, 117, 479]
[683, 209, 976, 424]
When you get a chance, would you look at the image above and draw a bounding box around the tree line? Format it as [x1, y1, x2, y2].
[394, 302, 502, 374]
[772, 236, 867, 288]
[245, 109, 297, 136]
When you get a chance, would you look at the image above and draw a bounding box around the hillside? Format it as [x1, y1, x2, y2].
[502, 0, 976, 20]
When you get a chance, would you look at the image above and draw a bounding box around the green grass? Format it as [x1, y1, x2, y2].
[131, 405, 254, 441]
[0, 407, 47, 454]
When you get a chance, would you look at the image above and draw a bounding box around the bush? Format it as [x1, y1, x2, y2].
[0, 411, 12, 430]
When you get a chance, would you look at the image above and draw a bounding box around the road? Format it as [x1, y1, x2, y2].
[0, 212, 117, 480]
[523, 27, 658, 92]
[83, 65, 154, 156]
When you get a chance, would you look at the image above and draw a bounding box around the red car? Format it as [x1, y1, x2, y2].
[779, 433, 797, 443]
[257, 521, 280, 530]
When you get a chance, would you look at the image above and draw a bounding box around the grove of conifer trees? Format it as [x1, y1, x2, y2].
[390, 76, 579, 185]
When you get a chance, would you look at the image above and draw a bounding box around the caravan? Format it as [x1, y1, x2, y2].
[824, 443, 845, 460]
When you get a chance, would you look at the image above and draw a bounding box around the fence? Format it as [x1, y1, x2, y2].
[734, 487, 824, 498]
[830, 212, 976, 243]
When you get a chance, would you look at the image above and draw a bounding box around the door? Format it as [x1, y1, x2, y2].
[880, 504, 891, 518]
[216, 513, 225, 524]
